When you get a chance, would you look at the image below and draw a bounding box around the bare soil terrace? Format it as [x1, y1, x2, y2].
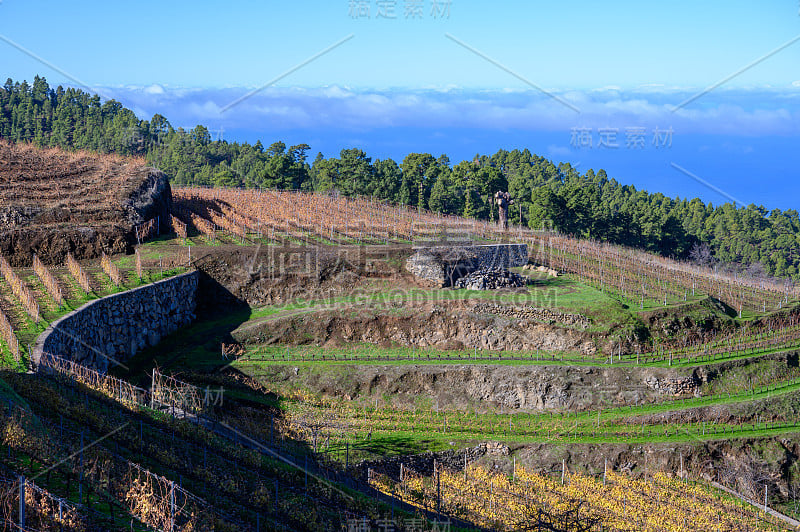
[0, 141, 171, 265]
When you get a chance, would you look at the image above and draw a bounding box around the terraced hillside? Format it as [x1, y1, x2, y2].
[3, 166, 800, 530]
[117, 227, 800, 530]
[175, 186, 797, 316]
[0, 141, 171, 265]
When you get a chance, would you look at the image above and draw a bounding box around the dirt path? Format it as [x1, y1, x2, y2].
[234, 302, 368, 335]
[84, 266, 116, 294]
[231, 295, 451, 336]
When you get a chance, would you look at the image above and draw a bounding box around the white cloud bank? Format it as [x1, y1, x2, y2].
[103, 85, 800, 137]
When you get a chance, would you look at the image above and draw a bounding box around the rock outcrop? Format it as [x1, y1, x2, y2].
[255, 363, 699, 412]
[0, 141, 172, 265]
[122, 168, 172, 233]
[472, 303, 591, 329]
[232, 301, 601, 355]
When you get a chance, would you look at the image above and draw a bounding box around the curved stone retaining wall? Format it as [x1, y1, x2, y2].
[33, 271, 198, 373]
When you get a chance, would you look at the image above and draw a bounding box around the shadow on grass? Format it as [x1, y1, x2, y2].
[113, 270, 253, 382]
[348, 434, 439, 458]
[115, 305, 252, 383]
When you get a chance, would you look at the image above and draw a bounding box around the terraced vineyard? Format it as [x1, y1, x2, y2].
[174, 186, 797, 315]
[370, 464, 786, 531]
[0, 247, 189, 369]
[0, 364, 395, 530]
[219, 348, 800, 456]
[173, 186, 492, 246]
[538, 237, 794, 316]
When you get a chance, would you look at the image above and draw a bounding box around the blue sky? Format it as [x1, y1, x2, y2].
[0, 1, 798, 209]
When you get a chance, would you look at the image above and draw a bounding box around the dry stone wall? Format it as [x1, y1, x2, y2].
[406, 244, 528, 287]
[644, 375, 699, 395]
[472, 303, 591, 329]
[33, 271, 198, 373]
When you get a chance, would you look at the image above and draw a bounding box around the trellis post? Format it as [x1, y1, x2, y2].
[18, 475, 25, 531]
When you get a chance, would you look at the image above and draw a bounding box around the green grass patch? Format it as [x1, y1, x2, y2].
[236, 345, 590, 367]
[245, 275, 643, 337]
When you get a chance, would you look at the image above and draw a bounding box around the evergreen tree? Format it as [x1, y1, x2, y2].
[2, 76, 798, 278]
